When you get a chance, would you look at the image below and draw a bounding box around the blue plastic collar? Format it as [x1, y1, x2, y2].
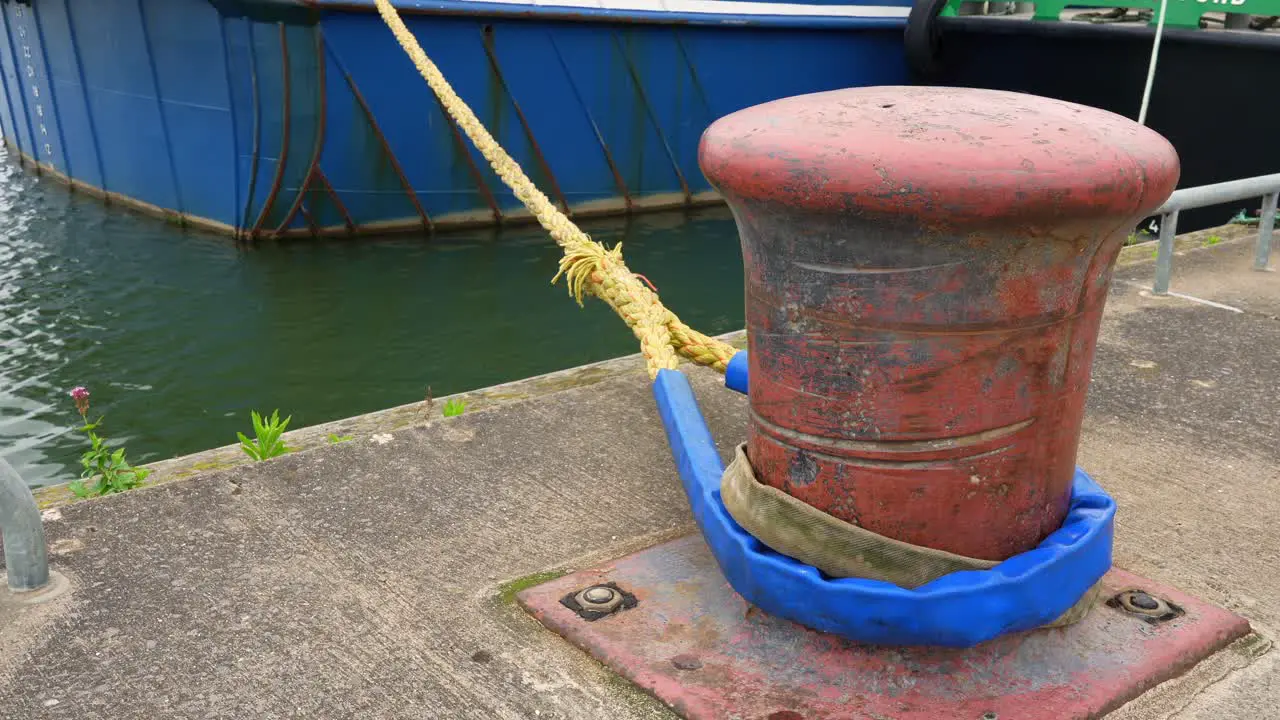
[724, 350, 749, 395]
[654, 368, 1115, 648]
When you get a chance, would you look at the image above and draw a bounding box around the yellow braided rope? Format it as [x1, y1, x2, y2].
[373, 0, 737, 378]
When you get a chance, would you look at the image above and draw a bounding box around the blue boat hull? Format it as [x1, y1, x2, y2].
[0, 0, 912, 237]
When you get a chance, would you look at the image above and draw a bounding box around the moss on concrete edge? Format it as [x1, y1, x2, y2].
[498, 570, 570, 605]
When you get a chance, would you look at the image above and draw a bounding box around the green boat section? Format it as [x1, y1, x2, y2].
[945, 0, 1280, 28]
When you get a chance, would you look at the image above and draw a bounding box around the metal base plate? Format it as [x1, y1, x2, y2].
[518, 535, 1250, 720]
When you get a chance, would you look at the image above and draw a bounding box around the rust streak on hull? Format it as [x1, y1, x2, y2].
[331, 53, 433, 232]
[340, 82, 432, 232]
[432, 90, 503, 223]
[275, 28, 329, 235]
[612, 32, 691, 203]
[314, 166, 355, 232]
[547, 33, 632, 210]
[480, 25, 570, 214]
[250, 23, 293, 238]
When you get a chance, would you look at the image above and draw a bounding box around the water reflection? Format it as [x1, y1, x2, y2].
[0, 149, 744, 488]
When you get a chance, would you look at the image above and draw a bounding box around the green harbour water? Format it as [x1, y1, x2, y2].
[0, 151, 745, 489]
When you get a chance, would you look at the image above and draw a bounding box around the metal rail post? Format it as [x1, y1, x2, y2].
[1153, 210, 1179, 295]
[1149, 173, 1280, 293]
[0, 456, 49, 593]
[1254, 192, 1277, 271]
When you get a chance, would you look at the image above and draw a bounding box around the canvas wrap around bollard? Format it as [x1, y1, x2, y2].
[720, 441, 1101, 626]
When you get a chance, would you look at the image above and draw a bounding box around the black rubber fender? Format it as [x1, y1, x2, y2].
[905, 0, 950, 77]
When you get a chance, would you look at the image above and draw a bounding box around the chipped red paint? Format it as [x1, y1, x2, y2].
[699, 87, 1179, 560]
[518, 535, 1251, 720]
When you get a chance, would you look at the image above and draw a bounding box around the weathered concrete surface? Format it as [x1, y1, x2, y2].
[1, 235, 1278, 719]
[1091, 237, 1280, 720]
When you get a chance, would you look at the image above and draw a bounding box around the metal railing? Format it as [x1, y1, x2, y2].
[1151, 173, 1280, 295]
[0, 456, 49, 593]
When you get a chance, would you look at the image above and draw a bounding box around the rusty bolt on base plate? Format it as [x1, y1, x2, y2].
[1108, 589, 1185, 624]
[560, 581, 637, 621]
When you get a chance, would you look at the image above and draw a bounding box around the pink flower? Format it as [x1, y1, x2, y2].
[69, 386, 90, 416]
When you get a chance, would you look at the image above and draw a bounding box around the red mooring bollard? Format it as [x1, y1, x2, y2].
[700, 87, 1179, 561]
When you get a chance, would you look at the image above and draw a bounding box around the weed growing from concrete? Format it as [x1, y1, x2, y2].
[237, 410, 294, 461]
[67, 386, 150, 497]
[443, 398, 467, 417]
[1126, 230, 1154, 246]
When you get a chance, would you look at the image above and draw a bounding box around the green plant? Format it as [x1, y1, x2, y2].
[1126, 230, 1154, 246]
[442, 398, 467, 417]
[237, 410, 294, 461]
[67, 386, 149, 498]
[327, 433, 354, 444]
[1204, 235, 1222, 247]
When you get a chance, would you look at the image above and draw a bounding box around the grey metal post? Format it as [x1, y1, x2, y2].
[0, 456, 49, 593]
[1147, 173, 1280, 289]
[1255, 192, 1278, 271]
[1153, 210, 1179, 295]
